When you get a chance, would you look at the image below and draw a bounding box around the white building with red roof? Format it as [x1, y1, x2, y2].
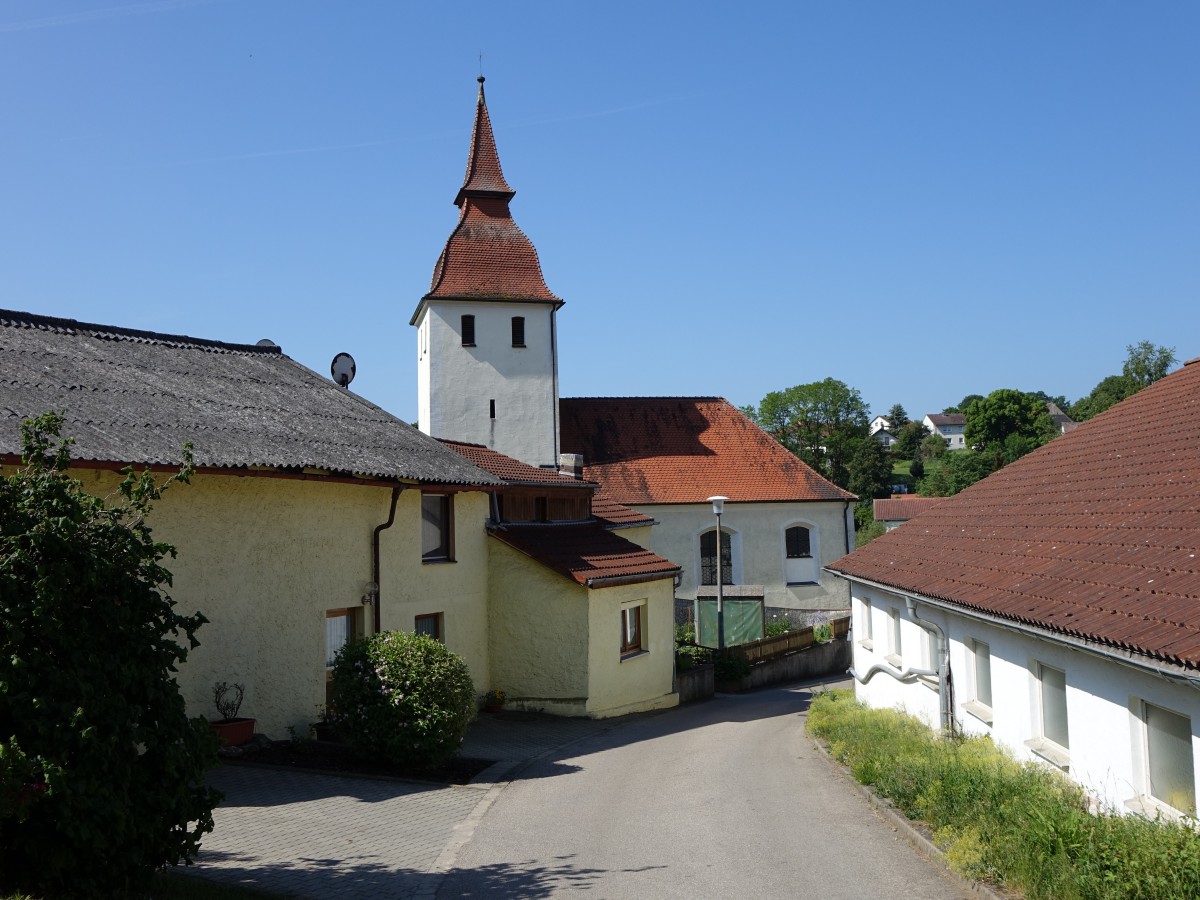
[417, 81, 857, 625]
[829, 360, 1200, 818]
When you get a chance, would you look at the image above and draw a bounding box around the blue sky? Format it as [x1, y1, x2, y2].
[3, 1, 1196, 423]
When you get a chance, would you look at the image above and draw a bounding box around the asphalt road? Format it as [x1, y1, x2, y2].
[436, 681, 974, 899]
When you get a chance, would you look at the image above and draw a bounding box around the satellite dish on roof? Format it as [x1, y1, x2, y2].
[256, 339, 278, 348]
[331, 352, 356, 388]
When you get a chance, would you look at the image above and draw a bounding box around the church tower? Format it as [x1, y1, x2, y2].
[411, 77, 563, 469]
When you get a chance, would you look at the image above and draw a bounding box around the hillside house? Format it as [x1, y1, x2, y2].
[923, 413, 966, 449]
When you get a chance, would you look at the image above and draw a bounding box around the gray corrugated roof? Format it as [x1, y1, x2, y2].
[0, 309, 499, 486]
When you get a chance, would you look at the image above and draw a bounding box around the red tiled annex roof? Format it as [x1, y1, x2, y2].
[415, 78, 560, 316]
[590, 494, 655, 529]
[439, 439, 589, 487]
[559, 397, 856, 504]
[490, 523, 680, 587]
[872, 497, 945, 522]
[830, 359, 1200, 670]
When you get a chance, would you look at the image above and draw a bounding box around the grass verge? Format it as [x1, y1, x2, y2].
[807, 689, 1200, 900]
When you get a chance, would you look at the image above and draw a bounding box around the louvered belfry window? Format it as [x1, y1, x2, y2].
[511, 316, 525, 347]
[461, 314, 476, 346]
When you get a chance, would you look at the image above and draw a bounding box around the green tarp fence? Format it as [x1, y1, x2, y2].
[695, 598, 764, 648]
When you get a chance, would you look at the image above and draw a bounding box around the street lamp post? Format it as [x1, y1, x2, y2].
[708, 496, 729, 654]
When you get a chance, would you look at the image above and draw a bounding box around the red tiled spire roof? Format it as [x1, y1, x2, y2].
[830, 358, 1200, 670]
[417, 78, 561, 314]
[559, 397, 856, 504]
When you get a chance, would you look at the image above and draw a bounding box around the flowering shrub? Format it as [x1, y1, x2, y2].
[330, 631, 475, 769]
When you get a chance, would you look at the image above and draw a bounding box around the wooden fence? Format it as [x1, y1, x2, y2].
[727, 615, 851, 665]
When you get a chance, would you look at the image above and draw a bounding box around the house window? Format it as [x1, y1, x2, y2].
[961, 639, 993, 724]
[421, 494, 453, 562]
[461, 314, 476, 347]
[620, 605, 643, 656]
[511, 316, 525, 347]
[784, 524, 818, 584]
[859, 597, 873, 650]
[1025, 662, 1070, 768]
[1144, 702, 1196, 815]
[326, 608, 361, 708]
[489, 399, 496, 419]
[700, 528, 733, 586]
[415, 612, 444, 642]
[886, 607, 902, 666]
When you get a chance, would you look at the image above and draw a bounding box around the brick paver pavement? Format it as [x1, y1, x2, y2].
[183, 711, 619, 898]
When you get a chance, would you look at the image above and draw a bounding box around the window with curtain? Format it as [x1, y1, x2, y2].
[620, 606, 642, 655]
[1038, 662, 1069, 750]
[1145, 702, 1196, 814]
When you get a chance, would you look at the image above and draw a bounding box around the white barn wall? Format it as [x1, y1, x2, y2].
[850, 584, 1200, 817]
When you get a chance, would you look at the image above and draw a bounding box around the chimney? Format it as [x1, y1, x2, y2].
[558, 453, 584, 480]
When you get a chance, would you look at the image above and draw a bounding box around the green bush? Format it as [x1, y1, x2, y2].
[808, 690, 1200, 900]
[675, 644, 712, 672]
[714, 654, 750, 681]
[330, 630, 476, 769]
[765, 618, 792, 637]
[0, 414, 220, 897]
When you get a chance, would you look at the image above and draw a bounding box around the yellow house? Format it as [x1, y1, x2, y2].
[1, 308, 680, 736]
[441, 440, 680, 717]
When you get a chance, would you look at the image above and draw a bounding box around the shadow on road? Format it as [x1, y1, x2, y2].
[181, 849, 659, 899]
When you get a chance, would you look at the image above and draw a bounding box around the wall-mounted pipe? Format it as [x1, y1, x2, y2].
[905, 596, 954, 735]
[371, 486, 403, 633]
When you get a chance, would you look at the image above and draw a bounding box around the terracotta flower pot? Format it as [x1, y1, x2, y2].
[209, 717, 256, 747]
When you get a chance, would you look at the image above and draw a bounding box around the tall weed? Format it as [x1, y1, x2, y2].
[807, 690, 1200, 900]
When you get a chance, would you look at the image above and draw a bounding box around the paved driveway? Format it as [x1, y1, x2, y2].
[186, 680, 975, 899]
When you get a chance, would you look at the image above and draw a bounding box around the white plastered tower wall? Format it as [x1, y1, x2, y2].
[417, 296, 560, 469]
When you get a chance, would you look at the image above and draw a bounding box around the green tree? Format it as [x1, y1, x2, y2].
[1071, 374, 1138, 421]
[885, 404, 910, 431]
[918, 450, 993, 497]
[943, 394, 983, 416]
[848, 436, 893, 500]
[1122, 340, 1177, 388]
[919, 432, 947, 461]
[1, 414, 219, 897]
[893, 420, 931, 459]
[753, 378, 870, 488]
[963, 389, 1057, 456]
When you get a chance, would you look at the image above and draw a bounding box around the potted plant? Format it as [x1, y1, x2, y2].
[208, 681, 255, 747]
[481, 688, 506, 713]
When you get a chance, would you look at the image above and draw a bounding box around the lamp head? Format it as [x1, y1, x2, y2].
[707, 495, 728, 516]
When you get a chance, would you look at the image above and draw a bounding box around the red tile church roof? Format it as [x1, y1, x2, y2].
[439, 439, 588, 487]
[559, 397, 856, 504]
[830, 358, 1200, 671]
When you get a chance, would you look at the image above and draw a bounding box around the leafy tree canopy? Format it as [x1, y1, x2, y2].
[847, 436, 893, 501]
[752, 378, 869, 488]
[1123, 340, 1177, 388]
[918, 450, 993, 497]
[1072, 341, 1176, 421]
[1, 413, 219, 897]
[963, 389, 1057, 452]
[885, 404, 910, 430]
[893, 420, 931, 459]
[943, 394, 983, 415]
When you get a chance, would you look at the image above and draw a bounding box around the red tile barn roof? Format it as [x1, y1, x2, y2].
[829, 359, 1200, 670]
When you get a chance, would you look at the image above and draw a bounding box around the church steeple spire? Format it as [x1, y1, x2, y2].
[454, 76, 515, 207]
[419, 78, 561, 307]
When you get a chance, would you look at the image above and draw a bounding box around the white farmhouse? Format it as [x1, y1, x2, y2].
[829, 359, 1200, 819]
[923, 412, 966, 450]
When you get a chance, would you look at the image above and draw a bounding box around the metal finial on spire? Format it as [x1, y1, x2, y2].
[477, 74, 486, 104]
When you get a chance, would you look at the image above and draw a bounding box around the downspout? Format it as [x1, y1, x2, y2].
[550, 307, 560, 464]
[904, 596, 954, 736]
[847, 598, 953, 736]
[843, 500, 853, 553]
[372, 486, 403, 633]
